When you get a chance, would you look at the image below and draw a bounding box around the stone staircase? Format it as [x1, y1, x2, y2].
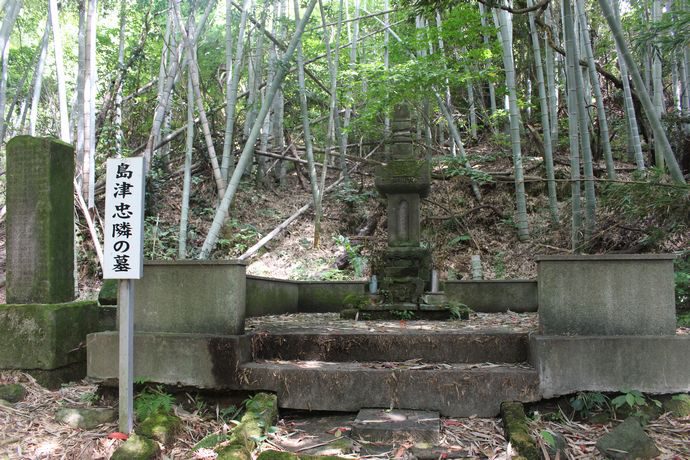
[238, 329, 540, 417]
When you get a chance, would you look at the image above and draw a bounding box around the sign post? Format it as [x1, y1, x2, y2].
[103, 157, 145, 434]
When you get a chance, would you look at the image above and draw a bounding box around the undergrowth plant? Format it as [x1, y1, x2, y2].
[569, 391, 611, 418]
[134, 385, 175, 421]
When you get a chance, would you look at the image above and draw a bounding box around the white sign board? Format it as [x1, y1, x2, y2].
[103, 157, 145, 279]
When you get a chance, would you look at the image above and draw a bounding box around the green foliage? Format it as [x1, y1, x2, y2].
[332, 183, 377, 206]
[391, 309, 416, 320]
[334, 235, 367, 278]
[219, 219, 262, 255]
[600, 169, 690, 248]
[143, 216, 178, 260]
[492, 252, 506, 279]
[540, 430, 556, 449]
[674, 252, 690, 311]
[610, 390, 662, 423]
[447, 302, 472, 320]
[319, 268, 348, 280]
[434, 156, 494, 184]
[218, 405, 239, 424]
[134, 385, 175, 421]
[678, 312, 690, 328]
[569, 392, 610, 418]
[343, 293, 371, 309]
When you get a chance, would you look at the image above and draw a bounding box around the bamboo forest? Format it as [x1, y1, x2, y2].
[1, 0, 690, 457]
[1, 0, 689, 264]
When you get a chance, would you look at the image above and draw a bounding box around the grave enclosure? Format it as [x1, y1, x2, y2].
[1, 128, 689, 419]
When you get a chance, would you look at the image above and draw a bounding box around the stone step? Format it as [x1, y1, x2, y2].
[239, 360, 540, 417]
[250, 331, 529, 364]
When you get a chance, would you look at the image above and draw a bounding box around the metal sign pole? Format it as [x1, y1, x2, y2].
[104, 157, 145, 434]
[118, 279, 134, 433]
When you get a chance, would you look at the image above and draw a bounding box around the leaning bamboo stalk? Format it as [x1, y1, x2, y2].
[172, 0, 226, 198]
[199, 0, 319, 258]
[598, 0, 685, 184]
[527, 0, 559, 224]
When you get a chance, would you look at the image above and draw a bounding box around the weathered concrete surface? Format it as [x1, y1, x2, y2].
[537, 255, 676, 335]
[0, 301, 99, 369]
[240, 361, 540, 417]
[443, 280, 537, 313]
[530, 335, 690, 398]
[298, 281, 367, 313]
[132, 260, 246, 335]
[6, 136, 75, 304]
[351, 409, 440, 444]
[246, 276, 299, 317]
[251, 331, 530, 363]
[87, 332, 251, 388]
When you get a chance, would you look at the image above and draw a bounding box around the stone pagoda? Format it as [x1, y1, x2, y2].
[373, 105, 434, 310]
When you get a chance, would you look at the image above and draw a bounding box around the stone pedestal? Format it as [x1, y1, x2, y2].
[130, 260, 247, 335]
[373, 106, 432, 307]
[537, 254, 676, 335]
[6, 136, 75, 303]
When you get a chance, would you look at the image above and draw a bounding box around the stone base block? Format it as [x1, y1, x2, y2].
[443, 280, 537, 313]
[240, 361, 540, 417]
[0, 301, 99, 369]
[351, 409, 440, 444]
[530, 334, 690, 398]
[87, 332, 251, 388]
[537, 255, 676, 335]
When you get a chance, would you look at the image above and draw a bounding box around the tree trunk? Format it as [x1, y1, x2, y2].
[0, 0, 22, 145]
[576, 0, 616, 180]
[221, 0, 251, 182]
[599, 0, 685, 184]
[293, 0, 320, 219]
[29, 22, 51, 136]
[199, 0, 319, 258]
[496, 7, 529, 241]
[527, 0, 559, 224]
[178, 70, 194, 259]
[172, 0, 226, 198]
[613, 0, 645, 170]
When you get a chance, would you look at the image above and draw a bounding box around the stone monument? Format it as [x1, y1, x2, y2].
[0, 136, 100, 387]
[374, 105, 432, 307]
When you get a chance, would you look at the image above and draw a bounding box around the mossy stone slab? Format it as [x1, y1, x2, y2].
[136, 412, 182, 445]
[0, 301, 99, 369]
[0, 384, 27, 403]
[110, 434, 160, 460]
[500, 401, 539, 460]
[98, 279, 118, 305]
[596, 417, 661, 459]
[6, 136, 75, 304]
[55, 407, 116, 429]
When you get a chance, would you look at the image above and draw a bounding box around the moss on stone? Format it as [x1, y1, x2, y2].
[500, 401, 539, 460]
[0, 384, 27, 403]
[661, 394, 690, 417]
[6, 136, 75, 304]
[136, 412, 182, 445]
[98, 280, 118, 305]
[215, 393, 278, 458]
[110, 434, 160, 460]
[0, 302, 99, 370]
[216, 444, 252, 460]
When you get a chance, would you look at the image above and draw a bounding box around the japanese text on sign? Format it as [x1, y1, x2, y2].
[103, 158, 145, 279]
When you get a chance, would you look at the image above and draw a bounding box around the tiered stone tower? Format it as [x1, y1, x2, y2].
[374, 105, 432, 307]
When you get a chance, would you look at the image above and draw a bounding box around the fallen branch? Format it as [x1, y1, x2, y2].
[239, 142, 383, 260]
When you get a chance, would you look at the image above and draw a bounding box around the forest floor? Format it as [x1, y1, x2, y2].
[0, 141, 689, 458]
